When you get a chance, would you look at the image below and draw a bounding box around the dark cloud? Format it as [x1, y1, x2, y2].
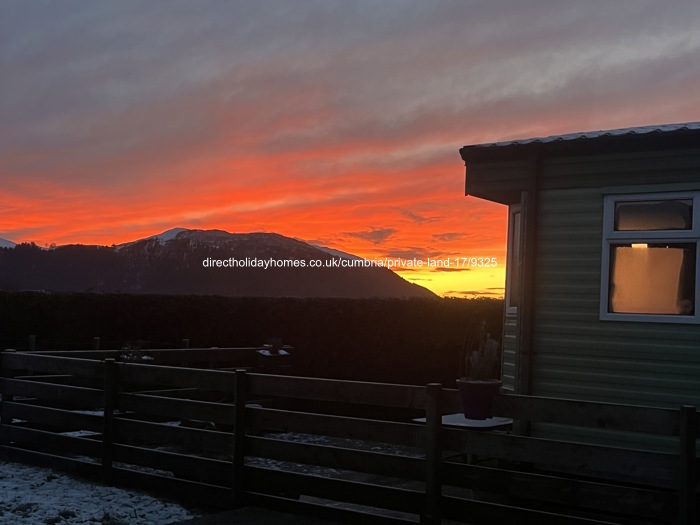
[446, 290, 503, 297]
[400, 209, 439, 224]
[344, 228, 396, 245]
[432, 232, 466, 242]
[385, 247, 440, 260]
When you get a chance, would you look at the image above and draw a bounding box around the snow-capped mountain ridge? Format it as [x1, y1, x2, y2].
[0, 228, 436, 298]
[313, 245, 362, 261]
[115, 227, 190, 251]
[0, 237, 16, 249]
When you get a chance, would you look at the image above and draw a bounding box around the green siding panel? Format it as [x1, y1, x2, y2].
[501, 316, 518, 392]
[531, 183, 700, 416]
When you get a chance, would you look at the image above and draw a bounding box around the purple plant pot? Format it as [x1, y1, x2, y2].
[456, 379, 502, 420]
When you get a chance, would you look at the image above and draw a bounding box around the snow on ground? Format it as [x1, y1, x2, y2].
[0, 460, 198, 525]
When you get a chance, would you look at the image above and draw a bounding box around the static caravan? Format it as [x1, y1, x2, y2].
[459, 123, 700, 422]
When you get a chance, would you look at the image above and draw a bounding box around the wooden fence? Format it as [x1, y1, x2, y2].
[0, 349, 697, 525]
[25, 346, 282, 369]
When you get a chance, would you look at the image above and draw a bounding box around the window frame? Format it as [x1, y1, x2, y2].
[505, 204, 522, 317]
[599, 190, 700, 324]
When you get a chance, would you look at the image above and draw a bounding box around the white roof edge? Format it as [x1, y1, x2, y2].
[472, 121, 700, 149]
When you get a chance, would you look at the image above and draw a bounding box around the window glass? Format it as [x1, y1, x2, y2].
[609, 243, 696, 315]
[614, 199, 692, 231]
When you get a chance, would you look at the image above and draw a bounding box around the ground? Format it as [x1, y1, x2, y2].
[0, 460, 198, 525]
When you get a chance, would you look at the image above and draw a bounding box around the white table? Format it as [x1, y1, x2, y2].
[413, 413, 512, 430]
[413, 413, 513, 465]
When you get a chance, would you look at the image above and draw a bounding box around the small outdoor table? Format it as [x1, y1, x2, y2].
[413, 413, 512, 431]
[413, 413, 513, 465]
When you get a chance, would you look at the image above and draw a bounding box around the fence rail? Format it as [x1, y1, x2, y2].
[0, 348, 697, 525]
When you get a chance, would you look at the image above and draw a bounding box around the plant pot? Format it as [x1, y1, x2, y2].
[456, 378, 502, 420]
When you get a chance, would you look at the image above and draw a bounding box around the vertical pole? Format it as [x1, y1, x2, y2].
[232, 369, 247, 506]
[182, 338, 190, 349]
[518, 152, 541, 400]
[422, 383, 442, 525]
[0, 349, 17, 436]
[94, 337, 101, 351]
[679, 405, 697, 525]
[28, 335, 36, 351]
[102, 358, 118, 484]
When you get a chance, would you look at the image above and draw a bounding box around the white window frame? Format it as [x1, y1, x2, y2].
[600, 191, 700, 324]
[505, 204, 522, 317]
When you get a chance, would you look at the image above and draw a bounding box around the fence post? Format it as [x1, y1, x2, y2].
[28, 335, 36, 351]
[232, 369, 248, 506]
[94, 337, 101, 351]
[0, 349, 17, 438]
[102, 358, 118, 484]
[679, 405, 697, 525]
[422, 383, 442, 525]
[183, 338, 190, 349]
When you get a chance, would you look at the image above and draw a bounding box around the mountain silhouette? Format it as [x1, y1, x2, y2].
[0, 228, 436, 298]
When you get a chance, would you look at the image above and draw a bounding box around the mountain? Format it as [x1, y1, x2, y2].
[0, 229, 436, 298]
[0, 238, 16, 249]
[312, 244, 362, 261]
[115, 227, 189, 250]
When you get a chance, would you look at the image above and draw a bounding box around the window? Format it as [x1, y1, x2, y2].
[600, 191, 700, 323]
[505, 205, 522, 316]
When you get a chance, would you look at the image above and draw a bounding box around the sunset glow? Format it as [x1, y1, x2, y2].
[3, 2, 700, 297]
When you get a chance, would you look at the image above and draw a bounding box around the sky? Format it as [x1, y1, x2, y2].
[2, 1, 700, 297]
